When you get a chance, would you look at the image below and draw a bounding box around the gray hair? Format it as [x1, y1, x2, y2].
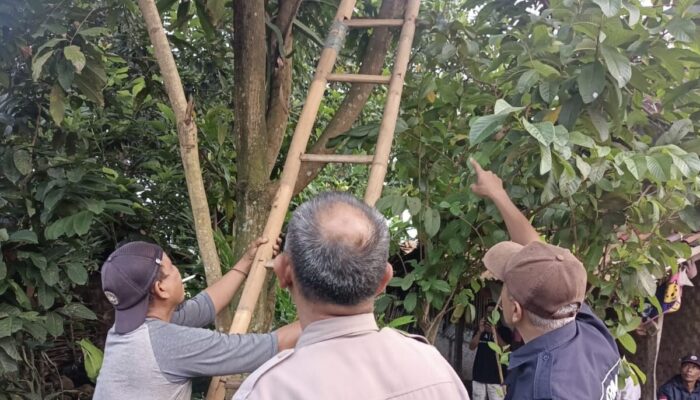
[526, 304, 578, 331]
[285, 192, 390, 306]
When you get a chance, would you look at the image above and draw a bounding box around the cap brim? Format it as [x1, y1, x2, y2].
[114, 296, 149, 334]
[682, 359, 700, 368]
[483, 241, 524, 280]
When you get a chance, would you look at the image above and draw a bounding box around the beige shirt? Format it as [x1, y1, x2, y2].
[234, 313, 470, 400]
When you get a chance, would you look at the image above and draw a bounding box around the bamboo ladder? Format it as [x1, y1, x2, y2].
[206, 0, 421, 398]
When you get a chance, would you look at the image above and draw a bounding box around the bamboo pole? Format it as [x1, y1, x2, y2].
[327, 73, 392, 84]
[206, 1, 358, 398]
[136, 0, 226, 325]
[300, 154, 375, 164]
[345, 18, 404, 28]
[364, 0, 421, 205]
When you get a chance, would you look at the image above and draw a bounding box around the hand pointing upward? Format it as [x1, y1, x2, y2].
[470, 158, 506, 200]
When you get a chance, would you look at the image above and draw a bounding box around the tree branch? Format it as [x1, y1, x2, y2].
[265, 0, 303, 175]
[136, 0, 225, 326]
[292, 0, 405, 195]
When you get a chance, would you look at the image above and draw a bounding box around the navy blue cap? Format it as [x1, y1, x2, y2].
[101, 241, 163, 334]
[681, 354, 700, 367]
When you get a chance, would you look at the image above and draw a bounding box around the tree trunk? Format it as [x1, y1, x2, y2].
[136, 0, 229, 328]
[231, 0, 276, 335]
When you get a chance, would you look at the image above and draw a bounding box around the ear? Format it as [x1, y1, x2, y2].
[511, 299, 523, 324]
[374, 263, 394, 296]
[151, 279, 170, 300]
[273, 253, 294, 289]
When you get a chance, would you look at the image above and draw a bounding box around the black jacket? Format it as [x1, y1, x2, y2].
[659, 375, 700, 400]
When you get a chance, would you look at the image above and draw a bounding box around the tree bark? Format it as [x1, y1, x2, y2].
[265, 0, 303, 175]
[293, 0, 405, 195]
[136, 0, 228, 328]
[230, 0, 279, 344]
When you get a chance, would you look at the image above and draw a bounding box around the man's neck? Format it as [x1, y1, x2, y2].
[517, 323, 550, 343]
[684, 379, 697, 392]
[296, 298, 374, 329]
[146, 303, 175, 322]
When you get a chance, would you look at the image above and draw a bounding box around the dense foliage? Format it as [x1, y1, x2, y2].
[369, 0, 700, 383]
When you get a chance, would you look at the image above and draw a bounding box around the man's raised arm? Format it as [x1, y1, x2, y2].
[469, 159, 541, 246]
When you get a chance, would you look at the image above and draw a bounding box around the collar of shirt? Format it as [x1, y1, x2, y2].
[297, 313, 379, 349]
[508, 319, 576, 370]
[670, 375, 700, 393]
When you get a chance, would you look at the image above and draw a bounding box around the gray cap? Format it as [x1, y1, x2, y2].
[101, 241, 163, 334]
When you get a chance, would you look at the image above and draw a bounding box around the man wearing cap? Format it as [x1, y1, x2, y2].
[659, 354, 700, 399]
[94, 238, 301, 400]
[233, 192, 470, 399]
[470, 159, 620, 400]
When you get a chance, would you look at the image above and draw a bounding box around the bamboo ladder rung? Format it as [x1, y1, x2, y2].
[327, 73, 391, 84]
[300, 154, 375, 164]
[344, 18, 404, 28]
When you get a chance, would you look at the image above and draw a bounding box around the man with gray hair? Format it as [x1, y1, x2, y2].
[470, 159, 620, 400]
[234, 192, 469, 399]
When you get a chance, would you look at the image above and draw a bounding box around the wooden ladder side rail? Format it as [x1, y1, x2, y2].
[205, 1, 358, 398]
[364, 0, 421, 206]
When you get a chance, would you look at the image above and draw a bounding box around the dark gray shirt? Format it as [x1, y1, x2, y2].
[94, 292, 277, 400]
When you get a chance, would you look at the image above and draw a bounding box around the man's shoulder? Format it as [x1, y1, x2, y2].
[233, 350, 296, 399]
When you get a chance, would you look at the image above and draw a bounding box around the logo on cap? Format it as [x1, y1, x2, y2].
[692, 356, 698, 361]
[104, 291, 119, 305]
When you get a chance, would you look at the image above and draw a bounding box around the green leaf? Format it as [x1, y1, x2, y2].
[66, 263, 88, 285]
[593, 0, 622, 17]
[516, 70, 540, 93]
[46, 312, 64, 337]
[667, 18, 696, 43]
[494, 99, 525, 115]
[539, 81, 559, 104]
[601, 46, 631, 88]
[13, 149, 32, 176]
[0, 338, 20, 361]
[559, 168, 582, 197]
[404, 292, 417, 312]
[64, 46, 86, 74]
[387, 315, 415, 329]
[41, 265, 60, 286]
[469, 114, 507, 146]
[588, 109, 610, 142]
[422, 207, 441, 238]
[623, 156, 639, 179]
[8, 230, 37, 244]
[0, 259, 6, 281]
[32, 50, 54, 81]
[45, 217, 69, 240]
[37, 285, 55, 309]
[57, 60, 75, 91]
[406, 197, 421, 216]
[570, 131, 596, 148]
[523, 119, 555, 146]
[539, 144, 552, 175]
[79, 338, 104, 383]
[71, 210, 93, 236]
[646, 156, 666, 182]
[528, 60, 560, 77]
[0, 348, 18, 373]
[0, 317, 20, 338]
[578, 62, 605, 103]
[50, 84, 65, 126]
[656, 119, 692, 146]
[576, 156, 592, 179]
[59, 303, 97, 320]
[432, 280, 451, 293]
[623, 1, 640, 26]
[617, 332, 637, 353]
